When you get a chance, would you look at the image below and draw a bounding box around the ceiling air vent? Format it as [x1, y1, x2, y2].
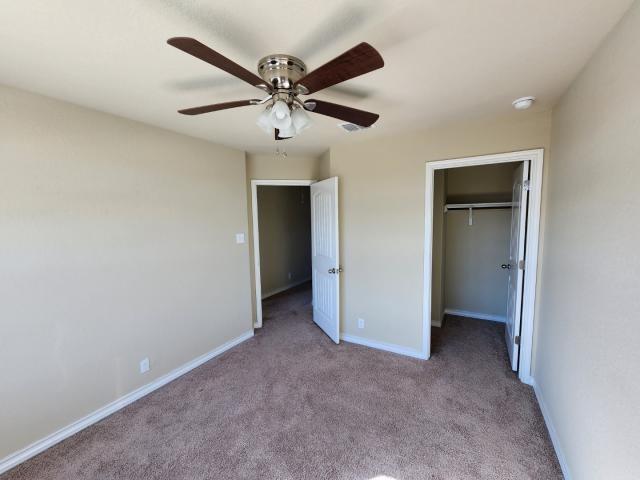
[338, 122, 372, 133]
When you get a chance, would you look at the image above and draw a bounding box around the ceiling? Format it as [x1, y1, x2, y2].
[1, 0, 633, 155]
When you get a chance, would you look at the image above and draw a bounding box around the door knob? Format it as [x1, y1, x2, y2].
[328, 268, 336, 274]
[501, 264, 511, 269]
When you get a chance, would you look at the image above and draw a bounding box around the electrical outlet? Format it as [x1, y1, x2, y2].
[357, 318, 365, 329]
[235, 233, 245, 244]
[139, 358, 150, 374]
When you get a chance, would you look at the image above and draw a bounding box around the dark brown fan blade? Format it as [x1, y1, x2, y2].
[305, 99, 379, 127]
[294, 43, 383, 94]
[178, 100, 258, 115]
[167, 37, 268, 90]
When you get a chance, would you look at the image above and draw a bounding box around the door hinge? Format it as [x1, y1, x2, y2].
[518, 259, 525, 270]
[523, 180, 531, 191]
[515, 335, 520, 345]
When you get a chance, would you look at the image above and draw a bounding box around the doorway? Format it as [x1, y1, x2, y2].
[423, 150, 544, 384]
[251, 178, 341, 343]
[256, 184, 312, 302]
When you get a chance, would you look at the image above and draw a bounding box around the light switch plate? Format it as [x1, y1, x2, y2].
[235, 233, 245, 244]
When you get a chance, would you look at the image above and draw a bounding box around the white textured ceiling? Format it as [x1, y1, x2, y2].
[1, 0, 633, 154]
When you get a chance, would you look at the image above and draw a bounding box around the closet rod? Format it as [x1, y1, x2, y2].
[444, 202, 513, 212]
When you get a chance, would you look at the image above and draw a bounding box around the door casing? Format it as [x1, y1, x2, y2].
[423, 149, 544, 384]
[250, 179, 316, 328]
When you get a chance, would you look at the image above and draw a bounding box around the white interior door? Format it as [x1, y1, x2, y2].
[505, 161, 530, 371]
[310, 177, 340, 343]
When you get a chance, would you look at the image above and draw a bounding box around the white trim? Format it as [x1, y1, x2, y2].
[261, 277, 311, 299]
[422, 163, 435, 360]
[341, 334, 428, 360]
[0, 330, 254, 475]
[251, 179, 316, 328]
[423, 149, 544, 384]
[425, 149, 542, 169]
[443, 308, 506, 323]
[251, 179, 317, 187]
[532, 379, 572, 479]
[519, 151, 544, 385]
[431, 314, 444, 328]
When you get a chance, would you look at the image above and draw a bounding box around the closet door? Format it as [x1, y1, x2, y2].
[505, 161, 529, 371]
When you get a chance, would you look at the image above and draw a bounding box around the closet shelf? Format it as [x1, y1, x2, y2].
[444, 202, 513, 212]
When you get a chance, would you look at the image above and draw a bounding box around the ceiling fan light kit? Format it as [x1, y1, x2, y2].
[256, 106, 273, 133]
[167, 37, 384, 140]
[269, 99, 292, 129]
[291, 108, 311, 132]
[277, 123, 297, 139]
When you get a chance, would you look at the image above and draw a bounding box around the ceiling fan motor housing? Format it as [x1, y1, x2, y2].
[258, 55, 307, 91]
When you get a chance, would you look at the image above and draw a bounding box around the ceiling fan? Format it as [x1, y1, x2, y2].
[167, 37, 384, 140]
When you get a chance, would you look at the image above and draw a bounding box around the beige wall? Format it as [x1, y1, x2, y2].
[257, 186, 311, 297]
[318, 149, 331, 180]
[245, 153, 327, 324]
[328, 110, 551, 351]
[444, 209, 510, 318]
[430, 171, 447, 326]
[245, 153, 327, 181]
[446, 162, 517, 203]
[440, 163, 515, 319]
[535, 2, 640, 478]
[0, 85, 253, 459]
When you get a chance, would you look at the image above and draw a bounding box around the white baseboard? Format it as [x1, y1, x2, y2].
[532, 379, 571, 480]
[444, 308, 506, 323]
[341, 334, 428, 360]
[261, 277, 311, 300]
[0, 330, 254, 475]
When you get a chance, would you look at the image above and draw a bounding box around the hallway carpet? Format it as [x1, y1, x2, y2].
[3, 284, 561, 479]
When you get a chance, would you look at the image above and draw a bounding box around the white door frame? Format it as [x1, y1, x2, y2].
[423, 149, 544, 384]
[251, 179, 316, 328]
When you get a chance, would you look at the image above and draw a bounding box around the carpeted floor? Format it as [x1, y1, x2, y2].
[2, 284, 561, 479]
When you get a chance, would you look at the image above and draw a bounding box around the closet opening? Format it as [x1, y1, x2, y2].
[423, 150, 544, 384]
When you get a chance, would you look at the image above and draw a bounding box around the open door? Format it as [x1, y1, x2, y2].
[310, 177, 340, 343]
[505, 161, 530, 371]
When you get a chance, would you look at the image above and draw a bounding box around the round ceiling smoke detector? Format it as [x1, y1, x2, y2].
[512, 96, 536, 110]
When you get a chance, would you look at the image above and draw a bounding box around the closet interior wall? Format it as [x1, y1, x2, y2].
[432, 163, 520, 326]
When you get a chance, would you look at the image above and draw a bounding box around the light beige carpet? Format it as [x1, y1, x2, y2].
[3, 283, 561, 479]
